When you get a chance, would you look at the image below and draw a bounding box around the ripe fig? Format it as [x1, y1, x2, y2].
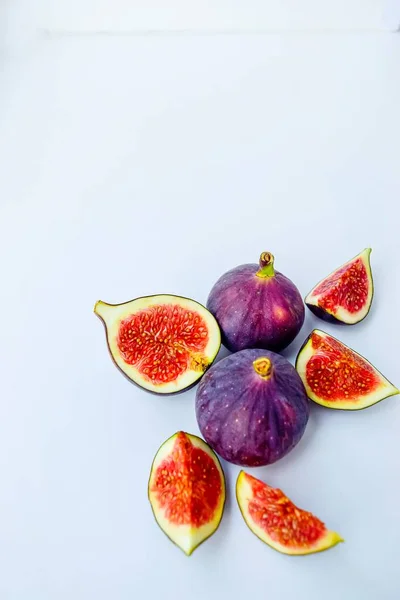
[207, 252, 305, 352]
[236, 471, 343, 555]
[148, 431, 226, 555]
[296, 329, 399, 410]
[195, 348, 310, 466]
[94, 294, 221, 394]
[305, 248, 373, 324]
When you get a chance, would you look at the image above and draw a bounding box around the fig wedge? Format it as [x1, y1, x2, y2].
[305, 248, 373, 325]
[296, 329, 399, 410]
[148, 432, 226, 555]
[236, 471, 343, 555]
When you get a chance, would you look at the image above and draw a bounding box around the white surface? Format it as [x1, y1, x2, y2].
[31, 0, 399, 33]
[2, 0, 400, 50]
[1, 3, 400, 599]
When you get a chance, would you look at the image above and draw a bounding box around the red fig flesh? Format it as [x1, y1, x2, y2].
[94, 295, 221, 394]
[148, 432, 226, 555]
[236, 471, 343, 555]
[296, 329, 399, 410]
[305, 248, 373, 324]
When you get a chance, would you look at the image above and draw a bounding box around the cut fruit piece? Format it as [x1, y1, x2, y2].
[236, 471, 343, 556]
[305, 248, 373, 324]
[94, 294, 221, 394]
[296, 329, 399, 410]
[148, 431, 226, 555]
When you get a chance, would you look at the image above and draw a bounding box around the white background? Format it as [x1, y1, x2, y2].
[1, 2, 400, 599]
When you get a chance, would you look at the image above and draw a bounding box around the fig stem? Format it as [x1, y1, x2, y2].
[256, 252, 275, 278]
[253, 357, 272, 379]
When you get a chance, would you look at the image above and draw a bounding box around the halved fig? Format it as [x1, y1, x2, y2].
[148, 431, 226, 555]
[296, 329, 399, 410]
[236, 471, 343, 555]
[94, 295, 221, 394]
[305, 248, 373, 324]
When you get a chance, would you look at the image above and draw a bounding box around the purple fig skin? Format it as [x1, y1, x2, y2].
[207, 254, 305, 352]
[195, 348, 310, 467]
[306, 303, 346, 324]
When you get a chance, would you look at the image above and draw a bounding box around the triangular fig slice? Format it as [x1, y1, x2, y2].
[296, 329, 399, 410]
[236, 471, 343, 555]
[148, 432, 226, 555]
[94, 294, 221, 394]
[305, 248, 373, 324]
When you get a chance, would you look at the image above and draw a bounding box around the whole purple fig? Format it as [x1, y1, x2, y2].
[207, 252, 305, 352]
[196, 348, 310, 466]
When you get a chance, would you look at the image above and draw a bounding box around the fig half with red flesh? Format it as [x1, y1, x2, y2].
[305, 248, 373, 324]
[296, 329, 399, 410]
[236, 471, 343, 555]
[148, 431, 226, 555]
[94, 295, 221, 394]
